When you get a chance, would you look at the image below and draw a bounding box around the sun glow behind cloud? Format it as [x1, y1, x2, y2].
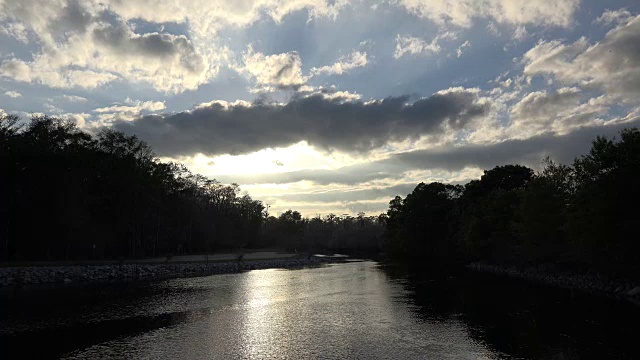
[163, 141, 366, 177]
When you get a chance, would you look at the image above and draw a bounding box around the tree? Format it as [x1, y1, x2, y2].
[0, 114, 269, 261]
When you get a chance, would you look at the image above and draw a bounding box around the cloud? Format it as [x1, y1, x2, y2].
[456, 40, 471, 57]
[0, 0, 218, 92]
[4, 90, 21, 98]
[240, 47, 307, 90]
[112, 87, 490, 157]
[268, 183, 417, 204]
[215, 118, 640, 186]
[0, 0, 351, 92]
[94, 100, 166, 114]
[595, 8, 633, 26]
[394, 32, 457, 59]
[509, 87, 609, 136]
[397, 0, 580, 28]
[214, 165, 406, 186]
[60, 112, 90, 128]
[513, 25, 529, 41]
[0, 60, 32, 82]
[311, 51, 368, 76]
[94, 99, 166, 122]
[101, 0, 347, 37]
[61, 95, 88, 103]
[523, 14, 640, 103]
[0, 20, 28, 43]
[486, 22, 501, 36]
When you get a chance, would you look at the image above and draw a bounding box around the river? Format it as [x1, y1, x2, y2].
[1, 260, 639, 359]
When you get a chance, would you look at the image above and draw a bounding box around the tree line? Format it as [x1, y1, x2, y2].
[0, 114, 268, 260]
[262, 210, 384, 253]
[0, 114, 382, 261]
[382, 127, 640, 279]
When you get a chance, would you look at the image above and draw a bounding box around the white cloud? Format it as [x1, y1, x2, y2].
[61, 113, 90, 128]
[394, 32, 456, 59]
[509, 87, 600, 135]
[4, 90, 21, 98]
[61, 95, 88, 103]
[0, 1, 211, 92]
[513, 25, 529, 41]
[0, 60, 31, 82]
[240, 47, 307, 89]
[316, 90, 361, 102]
[102, 0, 348, 38]
[595, 8, 633, 26]
[0, 21, 28, 43]
[523, 14, 640, 103]
[397, 0, 580, 28]
[0, 0, 347, 93]
[44, 102, 63, 113]
[486, 22, 501, 36]
[94, 101, 166, 114]
[0, 58, 120, 90]
[93, 99, 166, 122]
[456, 40, 471, 58]
[311, 51, 368, 76]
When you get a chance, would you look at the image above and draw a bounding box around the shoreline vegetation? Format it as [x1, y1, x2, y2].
[2, 114, 639, 303]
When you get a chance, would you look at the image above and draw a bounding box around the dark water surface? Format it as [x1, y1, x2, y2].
[1, 261, 639, 359]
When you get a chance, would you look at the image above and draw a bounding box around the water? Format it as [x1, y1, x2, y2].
[1, 261, 639, 359]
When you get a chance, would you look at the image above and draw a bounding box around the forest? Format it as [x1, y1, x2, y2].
[1, 114, 639, 280]
[383, 127, 640, 279]
[0, 114, 382, 261]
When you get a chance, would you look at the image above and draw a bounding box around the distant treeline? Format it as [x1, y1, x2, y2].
[0, 114, 381, 261]
[382, 127, 640, 278]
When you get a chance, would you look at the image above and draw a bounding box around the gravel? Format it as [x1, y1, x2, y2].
[467, 262, 640, 305]
[0, 256, 347, 287]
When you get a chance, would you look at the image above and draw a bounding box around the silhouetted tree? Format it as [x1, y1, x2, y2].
[0, 115, 266, 261]
[381, 128, 640, 279]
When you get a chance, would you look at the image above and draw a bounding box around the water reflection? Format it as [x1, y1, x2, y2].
[2, 261, 639, 359]
[240, 269, 291, 358]
[382, 264, 640, 359]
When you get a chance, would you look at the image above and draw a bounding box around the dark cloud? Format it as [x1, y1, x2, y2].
[113, 89, 489, 157]
[215, 120, 640, 185]
[50, 0, 93, 37]
[93, 22, 202, 71]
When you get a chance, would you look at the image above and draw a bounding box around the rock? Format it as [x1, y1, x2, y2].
[0, 256, 347, 287]
[627, 286, 640, 297]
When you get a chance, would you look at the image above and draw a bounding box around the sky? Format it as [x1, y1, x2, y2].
[1, 0, 640, 217]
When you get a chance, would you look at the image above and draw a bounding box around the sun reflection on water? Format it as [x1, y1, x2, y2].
[240, 269, 293, 358]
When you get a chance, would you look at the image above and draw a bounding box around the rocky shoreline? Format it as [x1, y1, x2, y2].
[0, 256, 347, 287]
[467, 262, 640, 305]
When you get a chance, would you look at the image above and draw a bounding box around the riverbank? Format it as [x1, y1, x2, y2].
[467, 262, 640, 305]
[0, 256, 348, 287]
